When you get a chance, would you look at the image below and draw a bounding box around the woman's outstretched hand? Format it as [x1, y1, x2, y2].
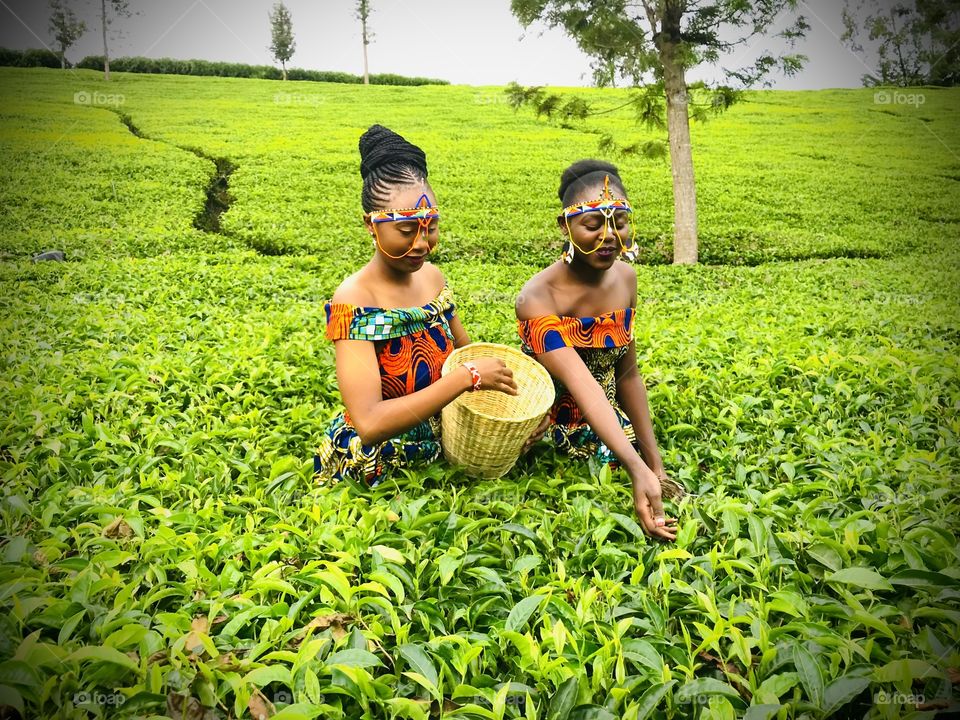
[630, 465, 678, 542]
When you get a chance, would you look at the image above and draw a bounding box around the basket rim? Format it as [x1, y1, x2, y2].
[441, 342, 555, 424]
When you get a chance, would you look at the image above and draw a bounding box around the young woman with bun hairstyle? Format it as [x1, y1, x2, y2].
[316, 125, 528, 484]
[516, 159, 684, 541]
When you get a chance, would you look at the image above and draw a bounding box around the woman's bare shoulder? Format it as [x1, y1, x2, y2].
[516, 266, 560, 320]
[331, 270, 376, 306]
[422, 261, 447, 295]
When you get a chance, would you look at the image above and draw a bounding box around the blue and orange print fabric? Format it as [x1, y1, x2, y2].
[517, 308, 634, 353]
[316, 285, 456, 484]
[324, 284, 456, 398]
[518, 308, 637, 466]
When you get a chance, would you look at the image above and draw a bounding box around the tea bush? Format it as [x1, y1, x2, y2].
[0, 67, 958, 719]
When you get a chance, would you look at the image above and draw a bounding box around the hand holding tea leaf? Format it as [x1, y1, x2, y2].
[631, 464, 677, 542]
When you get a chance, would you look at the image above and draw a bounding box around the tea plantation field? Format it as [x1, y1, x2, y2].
[0, 67, 958, 719]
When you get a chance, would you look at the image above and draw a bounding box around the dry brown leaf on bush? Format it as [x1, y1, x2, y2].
[185, 616, 210, 657]
[290, 613, 354, 647]
[916, 699, 950, 710]
[103, 516, 133, 539]
[210, 651, 242, 671]
[248, 689, 275, 719]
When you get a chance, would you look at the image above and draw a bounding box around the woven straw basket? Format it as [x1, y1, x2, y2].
[441, 342, 555, 479]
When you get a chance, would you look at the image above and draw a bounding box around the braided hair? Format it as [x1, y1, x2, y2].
[359, 124, 429, 212]
[558, 159, 627, 207]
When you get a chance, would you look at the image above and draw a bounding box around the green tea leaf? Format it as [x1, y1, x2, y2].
[402, 671, 441, 701]
[568, 705, 616, 720]
[755, 672, 798, 701]
[370, 544, 406, 565]
[500, 523, 540, 545]
[634, 680, 676, 720]
[793, 644, 824, 706]
[324, 648, 382, 669]
[675, 678, 740, 702]
[825, 567, 893, 591]
[889, 569, 959, 589]
[806, 543, 842, 571]
[505, 594, 547, 632]
[743, 705, 781, 720]
[822, 675, 871, 715]
[547, 676, 579, 720]
[397, 644, 439, 689]
[610, 512, 645, 542]
[66, 646, 138, 672]
[874, 658, 937, 683]
[244, 665, 291, 687]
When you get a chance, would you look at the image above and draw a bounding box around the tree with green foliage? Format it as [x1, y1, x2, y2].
[268, 2, 296, 81]
[48, 0, 86, 70]
[842, 0, 960, 86]
[99, 0, 131, 81]
[510, 1, 808, 264]
[356, 0, 373, 85]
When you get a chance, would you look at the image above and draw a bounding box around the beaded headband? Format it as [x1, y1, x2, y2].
[365, 193, 440, 260]
[365, 193, 441, 224]
[560, 174, 633, 220]
[560, 175, 637, 260]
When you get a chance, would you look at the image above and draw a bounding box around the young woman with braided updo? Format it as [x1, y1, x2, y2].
[316, 125, 542, 485]
[516, 160, 684, 542]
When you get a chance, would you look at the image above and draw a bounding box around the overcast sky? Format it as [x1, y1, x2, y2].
[0, 0, 876, 89]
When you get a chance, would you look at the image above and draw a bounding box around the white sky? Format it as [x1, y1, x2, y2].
[0, 0, 874, 89]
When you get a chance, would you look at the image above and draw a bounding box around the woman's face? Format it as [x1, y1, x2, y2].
[366, 183, 439, 273]
[561, 183, 632, 269]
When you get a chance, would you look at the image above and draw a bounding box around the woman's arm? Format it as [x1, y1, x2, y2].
[517, 275, 675, 540]
[530, 344, 675, 541]
[615, 342, 664, 476]
[334, 339, 515, 445]
[534, 347, 642, 467]
[447, 313, 471, 348]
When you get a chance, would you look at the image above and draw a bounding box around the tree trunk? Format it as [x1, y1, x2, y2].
[60, 47, 66, 70]
[660, 40, 698, 264]
[362, 21, 369, 84]
[282, 60, 287, 81]
[101, 0, 110, 81]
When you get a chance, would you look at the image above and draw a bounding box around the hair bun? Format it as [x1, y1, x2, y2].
[359, 124, 428, 180]
[558, 159, 621, 202]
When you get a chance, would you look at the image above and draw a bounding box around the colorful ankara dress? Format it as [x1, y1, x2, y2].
[518, 309, 636, 466]
[315, 285, 456, 484]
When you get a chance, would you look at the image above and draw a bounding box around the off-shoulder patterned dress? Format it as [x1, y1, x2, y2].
[518, 308, 636, 467]
[315, 285, 456, 484]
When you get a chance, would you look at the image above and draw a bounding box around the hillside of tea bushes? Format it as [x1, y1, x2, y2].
[0, 67, 958, 719]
